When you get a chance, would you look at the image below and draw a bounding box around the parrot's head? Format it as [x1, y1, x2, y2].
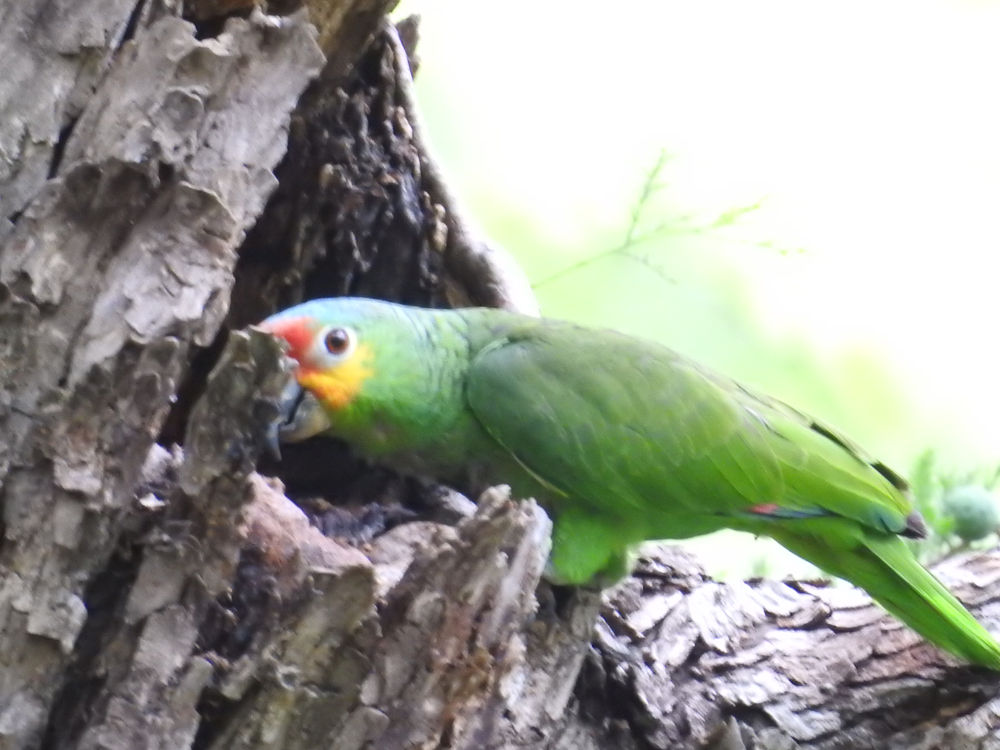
[260, 297, 381, 413]
[256, 297, 439, 455]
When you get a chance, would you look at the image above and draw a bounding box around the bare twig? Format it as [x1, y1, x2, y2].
[531, 149, 676, 290]
[531, 152, 779, 291]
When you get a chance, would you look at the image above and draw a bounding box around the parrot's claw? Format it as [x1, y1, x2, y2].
[541, 560, 608, 592]
[264, 419, 284, 461]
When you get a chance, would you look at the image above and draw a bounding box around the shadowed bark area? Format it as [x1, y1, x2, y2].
[0, 2, 997, 749]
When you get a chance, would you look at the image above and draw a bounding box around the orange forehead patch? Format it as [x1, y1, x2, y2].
[298, 342, 375, 411]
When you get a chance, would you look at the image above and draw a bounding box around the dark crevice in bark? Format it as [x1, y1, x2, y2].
[191, 680, 265, 750]
[45, 118, 79, 180]
[305, 496, 418, 542]
[48, 0, 146, 182]
[40, 544, 144, 750]
[270, 444, 454, 545]
[184, 0, 304, 31]
[117, 0, 148, 50]
[190, 13, 245, 40]
[158, 328, 230, 447]
[137, 23, 446, 540]
[187, 550, 278, 748]
[157, 160, 176, 186]
[195, 546, 283, 661]
[824, 681, 993, 747]
[576, 647, 642, 747]
[723, 706, 777, 746]
[215, 23, 456, 543]
[228, 24, 448, 331]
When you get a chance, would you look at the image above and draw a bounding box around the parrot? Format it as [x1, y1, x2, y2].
[258, 296, 1000, 669]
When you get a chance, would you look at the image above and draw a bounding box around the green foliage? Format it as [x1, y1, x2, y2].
[943, 485, 1000, 543]
[907, 449, 1000, 562]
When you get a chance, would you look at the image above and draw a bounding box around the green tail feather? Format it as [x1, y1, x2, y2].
[769, 518, 1000, 669]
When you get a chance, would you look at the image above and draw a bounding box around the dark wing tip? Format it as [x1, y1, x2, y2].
[871, 460, 910, 493]
[902, 510, 929, 539]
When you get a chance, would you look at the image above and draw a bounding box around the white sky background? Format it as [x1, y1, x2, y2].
[397, 0, 1000, 472]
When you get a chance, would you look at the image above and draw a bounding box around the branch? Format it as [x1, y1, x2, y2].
[581, 545, 1000, 749]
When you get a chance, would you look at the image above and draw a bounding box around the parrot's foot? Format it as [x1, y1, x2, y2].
[546, 510, 635, 589]
[542, 553, 631, 591]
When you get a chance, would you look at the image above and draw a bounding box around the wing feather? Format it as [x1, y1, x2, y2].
[465, 321, 912, 536]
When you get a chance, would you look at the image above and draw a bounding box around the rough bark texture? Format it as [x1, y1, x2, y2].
[0, 2, 998, 749]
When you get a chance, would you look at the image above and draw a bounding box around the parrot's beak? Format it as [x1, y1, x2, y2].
[265, 377, 332, 460]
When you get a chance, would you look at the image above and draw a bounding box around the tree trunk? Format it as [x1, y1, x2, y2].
[0, 2, 997, 749]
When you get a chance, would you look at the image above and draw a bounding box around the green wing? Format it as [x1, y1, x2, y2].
[463, 318, 1000, 669]
[465, 320, 913, 540]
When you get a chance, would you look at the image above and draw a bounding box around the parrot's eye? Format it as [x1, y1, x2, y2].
[324, 327, 353, 356]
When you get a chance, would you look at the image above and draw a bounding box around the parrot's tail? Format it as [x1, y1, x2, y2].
[770, 519, 1000, 669]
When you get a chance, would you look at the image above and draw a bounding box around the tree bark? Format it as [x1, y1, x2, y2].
[0, 2, 997, 749]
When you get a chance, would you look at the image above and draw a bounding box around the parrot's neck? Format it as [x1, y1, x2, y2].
[322, 308, 524, 490]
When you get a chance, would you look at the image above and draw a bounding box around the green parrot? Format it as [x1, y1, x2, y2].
[258, 297, 1000, 669]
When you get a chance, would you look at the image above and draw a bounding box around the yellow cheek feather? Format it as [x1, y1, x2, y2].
[298, 342, 375, 411]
